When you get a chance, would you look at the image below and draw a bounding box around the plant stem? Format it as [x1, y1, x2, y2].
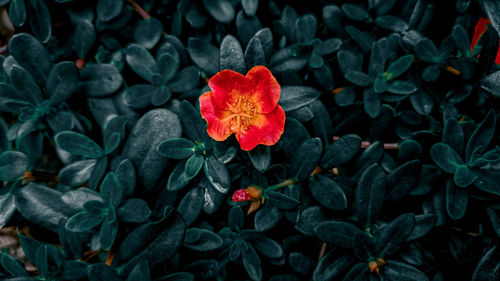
[267, 178, 297, 191]
[333, 136, 399, 150]
[128, 0, 151, 19]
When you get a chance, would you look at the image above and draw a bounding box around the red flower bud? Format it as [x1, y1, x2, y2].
[232, 189, 251, 202]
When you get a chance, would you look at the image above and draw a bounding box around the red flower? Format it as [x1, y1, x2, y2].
[231, 186, 262, 202]
[199, 66, 285, 151]
[470, 17, 500, 64]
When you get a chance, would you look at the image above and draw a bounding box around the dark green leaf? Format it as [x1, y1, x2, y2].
[321, 134, 361, 168]
[1, 253, 28, 277]
[248, 145, 271, 173]
[123, 109, 182, 191]
[9, 0, 27, 27]
[79, 64, 123, 96]
[385, 55, 414, 80]
[55, 131, 103, 158]
[184, 228, 223, 251]
[0, 151, 28, 181]
[465, 110, 496, 161]
[203, 155, 230, 194]
[228, 205, 244, 231]
[188, 38, 219, 76]
[128, 260, 151, 281]
[117, 199, 151, 223]
[355, 164, 386, 225]
[430, 143, 463, 174]
[135, 17, 163, 49]
[158, 138, 196, 159]
[254, 203, 282, 232]
[65, 211, 104, 232]
[315, 220, 361, 248]
[382, 260, 429, 281]
[167, 66, 199, 92]
[202, 0, 235, 23]
[219, 35, 246, 74]
[97, 0, 123, 22]
[27, 0, 51, 43]
[125, 44, 158, 82]
[446, 179, 468, 220]
[309, 175, 347, 211]
[266, 191, 299, 210]
[8, 33, 52, 84]
[73, 20, 96, 58]
[177, 187, 203, 226]
[376, 214, 415, 257]
[290, 137, 322, 181]
[87, 263, 122, 281]
[313, 251, 354, 281]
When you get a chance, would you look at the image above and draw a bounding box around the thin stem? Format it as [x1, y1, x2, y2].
[333, 136, 399, 150]
[267, 178, 297, 191]
[128, 0, 151, 19]
[445, 66, 461, 76]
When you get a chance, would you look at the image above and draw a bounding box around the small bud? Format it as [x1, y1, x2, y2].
[232, 189, 251, 202]
[377, 258, 387, 266]
[369, 261, 378, 273]
[246, 186, 262, 199]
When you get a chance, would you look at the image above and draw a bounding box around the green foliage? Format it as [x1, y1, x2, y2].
[0, 0, 499, 281]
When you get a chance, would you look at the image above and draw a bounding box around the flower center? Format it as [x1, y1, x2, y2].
[223, 96, 256, 134]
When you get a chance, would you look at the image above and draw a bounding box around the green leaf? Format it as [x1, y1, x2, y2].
[100, 220, 118, 250]
[313, 252, 354, 281]
[128, 260, 151, 281]
[97, 0, 123, 22]
[382, 260, 429, 281]
[315, 220, 361, 248]
[407, 214, 438, 241]
[87, 263, 121, 281]
[375, 15, 408, 32]
[73, 20, 96, 58]
[453, 165, 477, 187]
[471, 245, 500, 281]
[254, 203, 282, 232]
[228, 205, 244, 231]
[266, 191, 299, 210]
[58, 159, 97, 187]
[279, 86, 321, 112]
[309, 175, 347, 211]
[219, 34, 246, 74]
[355, 164, 386, 225]
[342, 4, 369, 21]
[290, 137, 322, 181]
[117, 199, 151, 223]
[345, 25, 373, 53]
[158, 138, 196, 159]
[158, 53, 180, 81]
[248, 145, 271, 173]
[123, 109, 182, 191]
[100, 172, 124, 208]
[385, 55, 414, 80]
[203, 155, 230, 194]
[363, 88, 381, 118]
[184, 228, 223, 251]
[376, 214, 415, 257]
[125, 44, 159, 82]
[65, 211, 104, 232]
[56, 131, 103, 158]
[34, 245, 48, 277]
[80, 64, 123, 97]
[0, 184, 16, 228]
[9, 0, 27, 27]
[202, 0, 235, 23]
[186, 154, 205, 178]
[345, 71, 372, 87]
[430, 143, 463, 174]
[387, 80, 418, 94]
[1, 252, 29, 277]
[47, 62, 79, 106]
[242, 0, 258, 17]
[446, 179, 468, 220]
[27, 0, 51, 43]
[115, 207, 185, 276]
[15, 183, 77, 230]
[296, 14, 317, 43]
[8, 33, 52, 85]
[253, 237, 283, 259]
[321, 134, 361, 168]
[167, 66, 199, 92]
[442, 119, 465, 155]
[414, 38, 439, 63]
[0, 151, 28, 181]
[135, 17, 163, 49]
[177, 187, 204, 226]
[187, 37, 220, 76]
[465, 110, 496, 161]
[296, 206, 326, 237]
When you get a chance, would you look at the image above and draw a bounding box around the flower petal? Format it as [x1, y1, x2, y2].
[471, 17, 490, 52]
[236, 105, 285, 151]
[246, 66, 281, 113]
[199, 91, 232, 141]
[208, 69, 250, 109]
